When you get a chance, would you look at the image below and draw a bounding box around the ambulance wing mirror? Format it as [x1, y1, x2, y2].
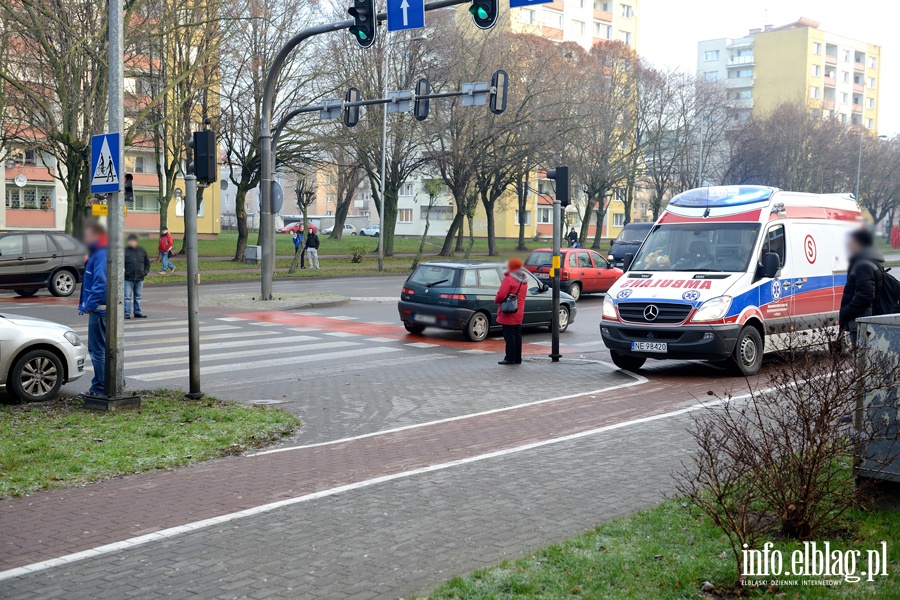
[762, 252, 780, 279]
[623, 253, 634, 271]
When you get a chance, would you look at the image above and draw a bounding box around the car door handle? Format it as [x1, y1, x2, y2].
[17, 256, 24, 261]
[52, 254, 58, 258]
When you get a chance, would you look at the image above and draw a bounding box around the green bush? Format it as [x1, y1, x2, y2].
[350, 243, 368, 263]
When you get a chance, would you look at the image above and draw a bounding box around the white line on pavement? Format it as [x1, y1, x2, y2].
[0, 387, 723, 584]
[364, 337, 399, 343]
[125, 335, 319, 358]
[123, 340, 352, 370]
[124, 331, 270, 347]
[322, 331, 357, 337]
[130, 346, 402, 382]
[328, 316, 359, 320]
[216, 317, 247, 322]
[405, 342, 440, 348]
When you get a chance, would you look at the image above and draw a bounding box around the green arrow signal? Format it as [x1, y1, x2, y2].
[469, 5, 488, 19]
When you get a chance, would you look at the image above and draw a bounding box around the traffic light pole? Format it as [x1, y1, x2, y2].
[258, 0, 469, 300]
[184, 175, 203, 400]
[550, 199, 561, 362]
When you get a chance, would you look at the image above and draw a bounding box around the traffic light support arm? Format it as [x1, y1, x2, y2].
[259, 0, 470, 300]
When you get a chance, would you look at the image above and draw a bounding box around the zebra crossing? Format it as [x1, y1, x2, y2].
[68, 314, 454, 390]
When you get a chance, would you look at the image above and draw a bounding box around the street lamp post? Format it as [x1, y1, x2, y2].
[378, 33, 426, 272]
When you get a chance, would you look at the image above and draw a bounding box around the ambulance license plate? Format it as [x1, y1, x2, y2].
[632, 341, 667, 353]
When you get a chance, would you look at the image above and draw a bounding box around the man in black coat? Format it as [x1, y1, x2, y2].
[304, 226, 320, 270]
[124, 234, 151, 319]
[839, 229, 883, 345]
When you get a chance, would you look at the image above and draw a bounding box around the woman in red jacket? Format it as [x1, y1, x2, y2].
[494, 258, 528, 365]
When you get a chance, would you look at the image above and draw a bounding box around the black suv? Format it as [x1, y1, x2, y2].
[0, 231, 85, 297]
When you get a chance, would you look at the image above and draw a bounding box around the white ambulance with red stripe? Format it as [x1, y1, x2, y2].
[600, 185, 862, 375]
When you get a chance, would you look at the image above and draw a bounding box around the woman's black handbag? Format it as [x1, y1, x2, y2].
[500, 282, 524, 314]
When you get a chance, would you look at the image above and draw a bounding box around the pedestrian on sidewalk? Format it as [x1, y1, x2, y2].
[840, 229, 884, 347]
[494, 258, 528, 365]
[566, 227, 578, 248]
[158, 227, 176, 275]
[305, 225, 320, 270]
[78, 220, 109, 396]
[290, 229, 304, 272]
[124, 234, 150, 319]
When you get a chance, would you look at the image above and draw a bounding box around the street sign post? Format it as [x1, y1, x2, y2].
[387, 0, 424, 31]
[90, 133, 121, 194]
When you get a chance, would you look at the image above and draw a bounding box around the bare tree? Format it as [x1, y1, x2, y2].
[857, 134, 900, 228]
[411, 177, 443, 270]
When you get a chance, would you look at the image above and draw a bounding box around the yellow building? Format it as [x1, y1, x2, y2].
[698, 17, 882, 131]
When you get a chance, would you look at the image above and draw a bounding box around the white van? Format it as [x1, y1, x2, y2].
[600, 185, 863, 375]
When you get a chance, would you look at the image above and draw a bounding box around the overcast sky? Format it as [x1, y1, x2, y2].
[637, 0, 897, 135]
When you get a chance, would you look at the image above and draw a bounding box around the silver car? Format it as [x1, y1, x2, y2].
[0, 313, 87, 401]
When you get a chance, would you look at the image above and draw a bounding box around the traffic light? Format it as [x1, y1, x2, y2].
[124, 173, 134, 204]
[348, 0, 377, 49]
[344, 87, 361, 127]
[469, 0, 498, 29]
[187, 130, 217, 184]
[414, 78, 431, 122]
[546, 166, 569, 208]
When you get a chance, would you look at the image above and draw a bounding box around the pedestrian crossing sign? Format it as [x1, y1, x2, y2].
[90, 133, 121, 194]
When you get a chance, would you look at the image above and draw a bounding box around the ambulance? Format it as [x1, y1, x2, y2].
[600, 185, 863, 375]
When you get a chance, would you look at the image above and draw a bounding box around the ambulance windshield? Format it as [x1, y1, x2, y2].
[631, 223, 762, 272]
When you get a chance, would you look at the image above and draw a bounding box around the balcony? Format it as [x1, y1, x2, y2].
[727, 55, 755, 66]
[732, 98, 754, 109]
[725, 76, 753, 89]
[853, 83, 864, 92]
[823, 99, 835, 110]
[824, 74, 836, 87]
[852, 103, 863, 114]
[854, 61, 865, 72]
[825, 55, 837, 65]
[593, 9, 613, 21]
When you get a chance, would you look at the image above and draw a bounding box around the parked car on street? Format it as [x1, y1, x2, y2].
[358, 224, 380, 237]
[0, 231, 85, 297]
[398, 261, 577, 342]
[607, 222, 654, 268]
[276, 222, 304, 234]
[0, 313, 87, 401]
[322, 224, 357, 236]
[524, 248, 623, 301]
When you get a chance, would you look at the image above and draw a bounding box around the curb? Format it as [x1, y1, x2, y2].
[142, 271, 410, 287]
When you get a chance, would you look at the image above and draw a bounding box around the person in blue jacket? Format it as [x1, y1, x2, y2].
[78, 220, 109, 396]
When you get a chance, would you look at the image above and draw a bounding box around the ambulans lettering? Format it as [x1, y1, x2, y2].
[619, 278, 712, 290]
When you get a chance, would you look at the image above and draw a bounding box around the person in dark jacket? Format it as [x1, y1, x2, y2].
[305, 226, 320, 270]
[494, 258, 529, 365]
[78, 221, 109, 396]
[840, 229, 884, 346]
[124, 234, 150, 319]
[566, 228, 578, 248]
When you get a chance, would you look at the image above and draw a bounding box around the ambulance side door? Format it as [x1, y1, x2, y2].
[788, 224, 834, 330]
[759, 223, 794, 335]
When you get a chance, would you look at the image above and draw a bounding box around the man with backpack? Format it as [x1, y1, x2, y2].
[840, 229, 888, 346]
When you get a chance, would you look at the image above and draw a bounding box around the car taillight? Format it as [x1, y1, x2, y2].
[439, 293, 467, 300]
[402, 287, 415, 295]
[561, 270, 569, 281]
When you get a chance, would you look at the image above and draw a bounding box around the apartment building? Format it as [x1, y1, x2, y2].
[698, 17, 882, 131]
[511, 0, 639, 51]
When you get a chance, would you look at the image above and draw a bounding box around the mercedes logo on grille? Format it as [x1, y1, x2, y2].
[643, 305, 660, 321]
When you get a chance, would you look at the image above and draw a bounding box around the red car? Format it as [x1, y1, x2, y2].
[524, 248, 623, 301]
[276, 223, 316, 234]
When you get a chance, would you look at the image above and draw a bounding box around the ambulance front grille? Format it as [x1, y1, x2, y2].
[618, 302, 691, 324]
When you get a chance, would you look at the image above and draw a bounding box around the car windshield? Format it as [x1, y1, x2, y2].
[525, 251, 553, 267]
[615, 225, 651, 244]
[631, 223, 761, 272]
[408, 265, 457, 287]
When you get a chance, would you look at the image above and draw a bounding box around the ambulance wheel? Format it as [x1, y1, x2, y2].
[729, 326, 763, 376]
[610, 350, 646, 372]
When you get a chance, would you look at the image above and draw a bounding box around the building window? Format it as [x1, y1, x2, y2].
[812, 42, 822, 55]
[398, 208, 413, 223]
[5, 185, 54, 210]
[515, 210, 531, 226]
[543, 10, 562, 29]
[519, 9, 536, 25]
[842, 71, 850, 83]
[737, 90, 752, 99]
[841, 92, 849, 104]
[613, 188, 626, 202]
[130, 192, 161, 213]
[866, 119, 874, 129]
[867, 97, 875, 109]
[811, 65, 821, 77]
[809, 86, 820, 99]
[577, 0, 586, 8]
[618, 31, 632, 46]
[868, 77, 876, 89]
[620, 4, 633, 18]
[704, 50, 720, 61]
[843, 50, 851, 62]
[420, 205, 453, 220]
[730, 69, 752, 79]
[613, 213, 625, 227]
[593, 0, 609, 9]
[571, 20, 585, 36]
[400, 182, 414, 196]
[869, 56, 877, 69]
[704, 71, 718, 82]
[593, 21, 611, 39]
[537, 207, 552, 224]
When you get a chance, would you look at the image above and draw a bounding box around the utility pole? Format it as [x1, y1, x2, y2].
[184, 174, 203, 399]
[546, 166, 569, 363]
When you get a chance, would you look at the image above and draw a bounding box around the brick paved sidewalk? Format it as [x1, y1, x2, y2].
[0, 370, 758, 576]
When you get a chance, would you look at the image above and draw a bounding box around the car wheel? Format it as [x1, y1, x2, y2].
[728, 326, 763, 376]
[557, 306, 570, 333]
[568, 282, 582, 301]
[464, 312, 490, 342]
[610, 350, 646, 372]
[351, 232, 357, 236]
[9, 349, 64, 402]
[14, 289, 39, 298]
[404, 322, 426, 334]
[49, 270, 76, 297]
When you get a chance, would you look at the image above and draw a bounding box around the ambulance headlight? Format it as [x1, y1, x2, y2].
[690, 296, 732, 323]
[602, 296, 618, 320]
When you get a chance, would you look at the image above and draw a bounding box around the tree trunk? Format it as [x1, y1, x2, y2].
[579, 196, 595, 245]
[455, 212, 465, 253]
[330, 196, 351, 240]
[233, 188, 249, 262]
[464, 214, 475, 259]
[439, 211, 464, 256]
[482, 197, 497, 256]
[592, 199, 606, 250]
[412, 215, 431, 270]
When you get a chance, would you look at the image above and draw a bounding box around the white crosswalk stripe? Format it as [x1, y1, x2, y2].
[124, 341, 358, 369]
[125, 335, 319, 358]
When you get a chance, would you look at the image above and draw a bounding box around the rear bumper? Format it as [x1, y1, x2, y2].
[600, 321, 740, 360]
[398, 300, 475, 331]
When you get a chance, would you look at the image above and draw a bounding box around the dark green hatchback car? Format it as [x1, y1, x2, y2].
[398, 262, 577, 342]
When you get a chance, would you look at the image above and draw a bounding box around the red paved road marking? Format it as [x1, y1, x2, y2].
[0, 373, 758, 572]
[238, 311, 551, 354]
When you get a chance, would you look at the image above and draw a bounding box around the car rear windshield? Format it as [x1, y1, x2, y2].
[525, 251, 553, 267]
[408, 265, 458, 287]
[615, 225, 652, 244]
